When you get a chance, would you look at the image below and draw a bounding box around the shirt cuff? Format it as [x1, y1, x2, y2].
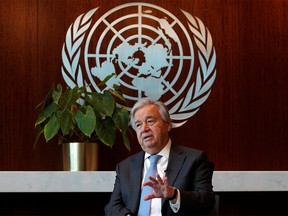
[169, 189, 180, 213]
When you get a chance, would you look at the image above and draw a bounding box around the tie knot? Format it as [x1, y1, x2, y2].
[149, 154, 161, 164]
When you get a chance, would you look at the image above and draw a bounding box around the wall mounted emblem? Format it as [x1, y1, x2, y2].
[62, 2, 217, 127]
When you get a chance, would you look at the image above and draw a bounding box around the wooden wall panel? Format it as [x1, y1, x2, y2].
[1, 0, 288, 172]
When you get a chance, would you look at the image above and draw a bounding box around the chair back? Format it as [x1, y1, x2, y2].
[208, 194, 220, 216]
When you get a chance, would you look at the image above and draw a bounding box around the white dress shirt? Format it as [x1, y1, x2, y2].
[142, 139, 180, 215]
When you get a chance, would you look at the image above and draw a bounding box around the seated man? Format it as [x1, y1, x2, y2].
[105, 98, 215, 216]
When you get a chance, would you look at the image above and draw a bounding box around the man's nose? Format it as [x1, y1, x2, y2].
[141, 122, 150, 131]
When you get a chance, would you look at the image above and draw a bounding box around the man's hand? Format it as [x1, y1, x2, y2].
[142, 173, 176, 200]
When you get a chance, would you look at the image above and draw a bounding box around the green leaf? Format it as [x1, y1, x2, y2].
[90, 91, 115, 116]
[59, 88, 74, 112]
[98, 73, 116, 87]
[122, 131, 131, 151]
[34, 82, 131, 151]
[96, 116, 116, 147]
[34, 124, 45, 148]
[60, 109, 74, 136]
[113, 107, 129, 132]
[52, 84, 62, 104]
[109, 84, 126, 101]
[35, 102, 57, 126]
[35, 85, 54, 110]
[35, 116, 46, 127]
[75, 105, 96, 137]
[44, 113, 60, 142]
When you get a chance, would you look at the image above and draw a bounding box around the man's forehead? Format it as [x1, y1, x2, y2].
[135, 114, 155, 121]
[134, 105, 160, 119]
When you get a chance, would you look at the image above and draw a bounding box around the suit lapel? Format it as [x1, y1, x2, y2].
[129, 151, 145, 212]
[166, 145, 185, 186]
[161, 145, 185, 206]
[129, 146, 186, 210]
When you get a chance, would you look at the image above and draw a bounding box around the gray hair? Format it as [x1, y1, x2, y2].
[130, 98, 171, 130]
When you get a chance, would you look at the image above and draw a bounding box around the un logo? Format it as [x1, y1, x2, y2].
[62, 2, 217, 128]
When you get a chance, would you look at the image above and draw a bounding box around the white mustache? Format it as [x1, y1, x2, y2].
[142, 133, 153, 139]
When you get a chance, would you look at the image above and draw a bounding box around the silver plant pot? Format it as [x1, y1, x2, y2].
[62, 142, 98, 171]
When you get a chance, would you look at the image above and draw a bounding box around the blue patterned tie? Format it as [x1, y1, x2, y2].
[138, 154, 162, 216]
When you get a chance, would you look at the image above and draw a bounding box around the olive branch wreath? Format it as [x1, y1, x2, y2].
[61, 8, 98, 90]
[170, 10, 217, 127]
[61, 8, 216, 127]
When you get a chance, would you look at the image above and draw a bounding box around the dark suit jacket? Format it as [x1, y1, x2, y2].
[104, 143, 215, 216]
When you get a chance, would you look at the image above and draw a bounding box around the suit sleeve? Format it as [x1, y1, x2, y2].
[170, 151, 215, 215]
[104, 164, 133, 216]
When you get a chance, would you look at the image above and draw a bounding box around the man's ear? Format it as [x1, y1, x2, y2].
[167, 121, 172, 132]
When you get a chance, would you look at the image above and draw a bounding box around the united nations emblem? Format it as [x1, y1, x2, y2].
[61, 2, 217, 128]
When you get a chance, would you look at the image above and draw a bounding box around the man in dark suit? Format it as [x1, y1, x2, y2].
[105, 98, 215, 216]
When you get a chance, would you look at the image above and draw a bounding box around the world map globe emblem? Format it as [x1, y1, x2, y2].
[62, 2, 217, 127]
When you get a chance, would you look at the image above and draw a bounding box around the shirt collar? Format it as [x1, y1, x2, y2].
[144, 138, 172, 160]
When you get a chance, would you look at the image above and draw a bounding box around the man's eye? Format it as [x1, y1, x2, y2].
[135, 123, 142, 128]
[147, 119, 155, 125]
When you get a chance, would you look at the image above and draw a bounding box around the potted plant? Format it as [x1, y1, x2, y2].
[34, 75, 131, 170]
